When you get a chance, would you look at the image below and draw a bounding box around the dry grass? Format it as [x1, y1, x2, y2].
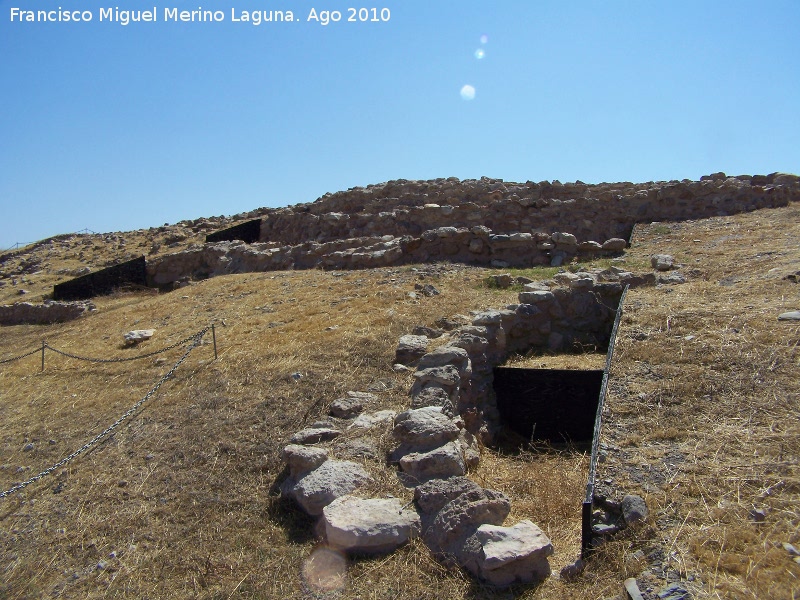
[599, 208, 800, 599]
[0, 260, 595, 599]
[0, 203, 798, 598]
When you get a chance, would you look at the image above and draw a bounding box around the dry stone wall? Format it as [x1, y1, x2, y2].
[256, 173, 800, 246]
[145, 173, 799, 287]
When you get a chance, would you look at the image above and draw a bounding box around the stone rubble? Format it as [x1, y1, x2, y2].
[322, 495, 421, 554]
[0, 300, 94, 326]
[268, 204, 730, 586]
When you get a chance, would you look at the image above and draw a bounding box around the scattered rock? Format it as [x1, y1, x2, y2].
[658, 583, 692, 600]
[651, 254, 675, 271]
[749, 508, 767, 523]
[659, 272, 686, 285]
[289, 428, 341, 445]
[415, 283, 440, 297]
[777, 311, 800, 321]
[559, 558, 585, 581]
[621, 494, 649, 526]
[123, 329, 155, 345]
[322, 495, 421, 554]
[783, 542, 800, 556]
[602, 238, 628, 252]
[490, 274, 514, 289]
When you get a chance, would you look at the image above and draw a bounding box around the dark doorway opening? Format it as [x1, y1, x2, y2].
[493, 367, 604, 444]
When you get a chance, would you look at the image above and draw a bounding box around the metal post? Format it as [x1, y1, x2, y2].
[41, 341, 45, 372]
[211, 324, 217, 360]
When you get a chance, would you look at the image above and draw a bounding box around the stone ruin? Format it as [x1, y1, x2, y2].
[145, 172, 800, 288]
[277, 265, 663, 587]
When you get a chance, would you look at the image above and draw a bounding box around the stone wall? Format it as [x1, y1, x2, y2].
[407, 270, 633, 443]
[0, 301, 93, 326]
[145, 228, 627, 287]
[256, 173, 800, 247]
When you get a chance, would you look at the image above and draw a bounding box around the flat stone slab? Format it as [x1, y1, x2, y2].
[778, 311, 800, 321]
[329, 395, 367, 419]
[124, 329, 155, 345]
[398, 441, 466, 482]
[285, 460, 372, 516]
[348, 410, 397, 430]
[322, 495, 421, 554]
[393, 407, 460, 449]
[290, 428, 342, 445]
[475, 520, 553, 586]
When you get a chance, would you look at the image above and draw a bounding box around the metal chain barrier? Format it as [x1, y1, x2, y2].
[0, 327, 209, 499]
[44, 328, 208, 363]
[0, 347, 41, 365]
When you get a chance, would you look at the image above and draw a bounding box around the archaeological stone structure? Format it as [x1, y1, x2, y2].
[144, 172, 800, 287]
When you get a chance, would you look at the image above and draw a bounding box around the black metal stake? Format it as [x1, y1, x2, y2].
[41, 341, 45, 372]
[211, 324, 217, 360]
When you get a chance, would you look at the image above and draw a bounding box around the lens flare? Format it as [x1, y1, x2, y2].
[474, 48, 485, 59]
[480, 34, 488, 44]
[460, 85, 476, 101]
[302, 547, 348, 594]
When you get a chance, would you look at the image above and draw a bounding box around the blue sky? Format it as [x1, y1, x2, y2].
[1, 1, 798, 249]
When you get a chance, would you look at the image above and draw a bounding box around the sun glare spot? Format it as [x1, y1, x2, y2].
[302, 547, 347, 594]
[474, 48, 485, 59]
[460, 85, 476, 101]
[480, 34, 488, 44]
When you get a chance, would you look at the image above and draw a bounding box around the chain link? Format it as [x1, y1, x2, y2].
[0, 347, 41, 365]
[44, 328, 208, 363]
[0, 328, 209, 499]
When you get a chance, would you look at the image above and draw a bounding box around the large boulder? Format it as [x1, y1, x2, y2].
[282, 460, 372, 516]
[474, 520, 553, 586]
[423, 487, 511, 566]
[322, 496, 421, 554]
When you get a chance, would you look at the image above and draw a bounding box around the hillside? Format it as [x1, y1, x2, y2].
[0, 180, 798, 599]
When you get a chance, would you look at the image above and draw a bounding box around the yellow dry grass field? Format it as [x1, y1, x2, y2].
[0, 201, 798, 599]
